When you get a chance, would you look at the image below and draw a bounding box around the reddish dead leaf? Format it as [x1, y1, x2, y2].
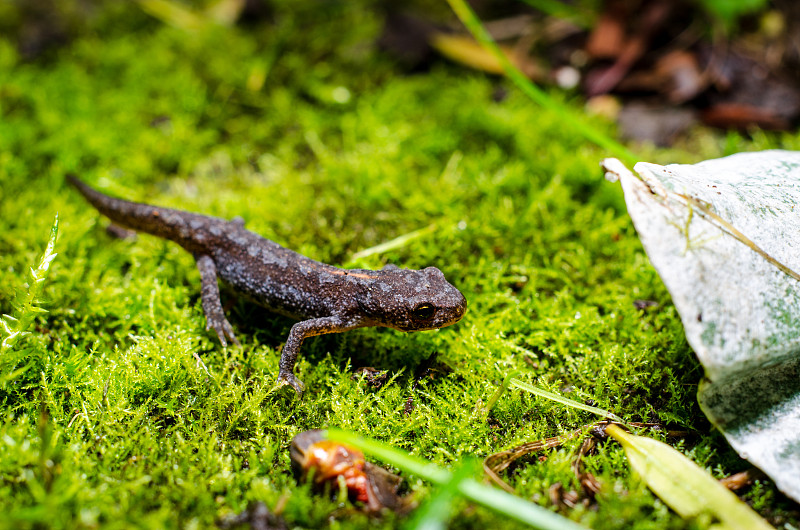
[290, 430, 405, 513]
[719, 468, 767, 492]
[701, 103, 791, 130]
[702, 45, 800, 129]
[585, 0, 673, 96]
[655, 50, 705, 103]
[585, 0, 627, 59]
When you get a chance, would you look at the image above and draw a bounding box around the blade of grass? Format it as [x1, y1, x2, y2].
[483, 370, 519, 417]
[445, 0, 638, 166]
[136, 0, 206, 31]
[605, 424, 773, 530]
[509, 378, 625, 423]
[406, 460, 478, 530]
[325, 429, 587, 530]
[519, 0, 595, 28]
[349, 223, 439, 262]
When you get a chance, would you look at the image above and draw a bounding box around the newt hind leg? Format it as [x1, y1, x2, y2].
[195, 254, 240, 347]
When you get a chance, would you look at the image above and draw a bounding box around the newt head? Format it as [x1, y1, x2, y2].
[358, 266, 467, 332]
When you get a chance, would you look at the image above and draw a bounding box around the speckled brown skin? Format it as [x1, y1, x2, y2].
[68, 176, 467, 393]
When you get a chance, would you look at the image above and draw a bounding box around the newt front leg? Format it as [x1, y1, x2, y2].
[196, 254, 240, 347]
[277, 315, 365, 394]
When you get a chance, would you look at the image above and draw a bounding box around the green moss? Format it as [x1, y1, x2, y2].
[0, 2, 798, 528]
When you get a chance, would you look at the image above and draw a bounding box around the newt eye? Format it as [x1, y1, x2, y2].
[411, 303, 436, 321]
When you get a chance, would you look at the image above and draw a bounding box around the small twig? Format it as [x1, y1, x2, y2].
[484, 422, 674, 493]
[483, 426, 587, 492]
[483, 370, 519, 418]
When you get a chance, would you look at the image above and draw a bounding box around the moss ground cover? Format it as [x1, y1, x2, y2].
[1, 2, 799, 528]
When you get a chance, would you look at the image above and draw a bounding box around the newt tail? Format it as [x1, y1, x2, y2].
[67, 174, 214, 253]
